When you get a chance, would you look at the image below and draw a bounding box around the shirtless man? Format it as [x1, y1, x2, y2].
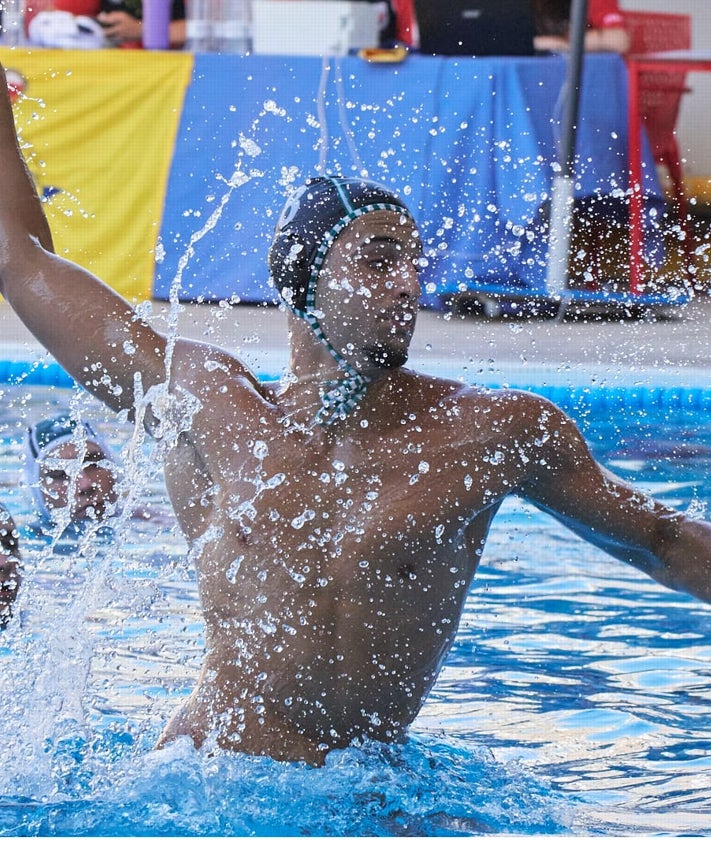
[2, 62, 711, 765]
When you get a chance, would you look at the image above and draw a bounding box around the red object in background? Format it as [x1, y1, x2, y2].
[588, 0, 624, 30]
[24, 0, 100, 28]
[624, 10, 691, 217]
[624, 11, 696, 294]
[626, 12, 711, 294]
[5, 69, 26, 103]
[392, 0, 415, 46]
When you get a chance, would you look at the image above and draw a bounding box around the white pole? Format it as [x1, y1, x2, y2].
[545, 0, 589, 311]
[545, 173, 576, 301]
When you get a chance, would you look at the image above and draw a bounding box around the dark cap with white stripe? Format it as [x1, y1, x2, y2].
[268, 176, 414, 314]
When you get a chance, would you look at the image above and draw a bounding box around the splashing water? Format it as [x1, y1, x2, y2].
[0, 731, 568, 836]
[2, 381, 711, 833]
[0, 136, 262, 823]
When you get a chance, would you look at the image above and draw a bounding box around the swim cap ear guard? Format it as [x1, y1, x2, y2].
[268, 176, 415, 426]
[267, 228, 312, 314]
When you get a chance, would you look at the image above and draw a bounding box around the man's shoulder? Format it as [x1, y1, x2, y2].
[403, 371, 572, 439]
[170, 336, 266, 396]
[461, 382, 569, 424]
[402, 369, 558, 413]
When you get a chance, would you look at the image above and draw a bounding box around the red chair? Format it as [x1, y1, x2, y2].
[624, 11, 692, 224]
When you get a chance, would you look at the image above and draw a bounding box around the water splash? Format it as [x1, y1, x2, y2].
[0, 733, 570, 836]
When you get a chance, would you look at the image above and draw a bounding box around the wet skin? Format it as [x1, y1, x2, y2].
[3, 62, 711, 764]
[150, 216, 697, 762]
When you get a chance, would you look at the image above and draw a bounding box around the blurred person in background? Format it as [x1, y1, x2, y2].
[24, 414, 120, 530]
[97, 0, 185, 47]
[533, 0, 630, 54]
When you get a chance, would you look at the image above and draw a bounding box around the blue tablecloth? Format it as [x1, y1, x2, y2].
[155, 52, 662, 306]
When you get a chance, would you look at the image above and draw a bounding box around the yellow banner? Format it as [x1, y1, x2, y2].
[1, 47, 193, 301]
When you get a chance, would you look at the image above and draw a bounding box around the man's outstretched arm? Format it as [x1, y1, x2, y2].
[516, 394, 711, 603]
[0, 62, 168, 415]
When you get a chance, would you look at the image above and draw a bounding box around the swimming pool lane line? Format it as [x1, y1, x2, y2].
[2, 353, 711, 417]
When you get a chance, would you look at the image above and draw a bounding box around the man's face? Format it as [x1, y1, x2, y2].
[315, 211, 422, 372]
[0, 506, 20, 622]
[38, 440, 118, 523]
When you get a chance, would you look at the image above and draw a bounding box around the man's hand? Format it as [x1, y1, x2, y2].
[96, 10, 142, 44]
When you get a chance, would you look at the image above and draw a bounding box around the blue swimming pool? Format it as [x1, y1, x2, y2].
[1, 373, 711, 836]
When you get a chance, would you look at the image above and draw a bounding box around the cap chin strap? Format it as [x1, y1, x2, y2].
[291, 307, 369, 427]
[287, 190, 413, 427]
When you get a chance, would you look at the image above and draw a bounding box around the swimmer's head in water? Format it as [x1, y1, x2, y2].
[268, 176, 415, 315]
[24, 414, 119, 524]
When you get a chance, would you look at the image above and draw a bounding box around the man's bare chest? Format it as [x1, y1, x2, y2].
[204, 428, 514, 569]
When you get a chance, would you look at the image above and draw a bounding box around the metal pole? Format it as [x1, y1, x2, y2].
[545, 0, 588, 310]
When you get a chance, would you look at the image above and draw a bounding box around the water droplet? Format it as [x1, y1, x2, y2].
[226, 555, 244, 584]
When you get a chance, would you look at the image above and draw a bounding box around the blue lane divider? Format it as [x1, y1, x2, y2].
[523, 384, 711, 415]
[0, 359, 75, 389]
[1, 358, 710, 415]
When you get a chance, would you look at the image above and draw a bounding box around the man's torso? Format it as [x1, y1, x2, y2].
[157, 343, 542, 757]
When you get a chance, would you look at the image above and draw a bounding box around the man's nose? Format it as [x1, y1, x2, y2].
[391, 263, 421, 300]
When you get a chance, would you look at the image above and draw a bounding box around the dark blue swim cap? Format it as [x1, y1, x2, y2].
[268, 175, 414, 313]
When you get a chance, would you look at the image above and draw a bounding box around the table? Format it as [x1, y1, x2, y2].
[158, 51, 664, 307]
[627, 50, 711, 295]
[2, 48, 664, 307]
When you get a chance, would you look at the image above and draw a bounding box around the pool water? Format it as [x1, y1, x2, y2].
[1, 382, 711, 835]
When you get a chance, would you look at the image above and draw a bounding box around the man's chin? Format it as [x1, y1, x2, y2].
[365, 343, 409, 370]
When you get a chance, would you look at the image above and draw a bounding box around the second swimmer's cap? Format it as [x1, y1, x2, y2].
[268, 176, 414, 314]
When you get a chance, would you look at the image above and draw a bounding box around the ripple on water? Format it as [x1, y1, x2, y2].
[2, 385, 711, 833]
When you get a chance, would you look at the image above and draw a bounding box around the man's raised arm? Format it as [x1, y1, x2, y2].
[0, 65, 52, 253]
[0, 61, 168, 415]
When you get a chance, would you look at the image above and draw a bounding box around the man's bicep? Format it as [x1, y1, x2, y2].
[0, 65, 169, 414]
[166, 339, 266, 453]
[516, 401, 635, 532]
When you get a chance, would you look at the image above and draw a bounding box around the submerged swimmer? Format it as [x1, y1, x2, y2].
[2, 61, 711, 765]
[2, 414, 116, 628]
[24, 414, 120, 528]
[0, 502, 21, 629]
